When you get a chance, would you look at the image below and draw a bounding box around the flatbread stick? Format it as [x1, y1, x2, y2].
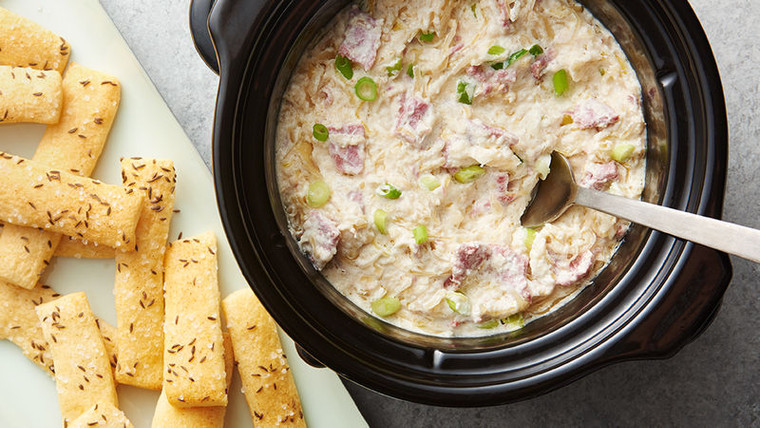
[0, 63, 121, 289]
[0, 7, 71, 74]
[0, 227, 57, 289]
[96, 317, 120, 375]
[0, 279, 119, 377]
[55, 236, 116, 259]
[0, 152, 143, 250]
[35, 292, 119, 424]
[0, 280, 118, 377]
[33, 63, 121, 176]
[114, 158, 176, 389]
[222, 288, 306, 427]
[163, 232, 227, 407]
[151, 333, 234, 428]
[0, 280, 60, 375]
[68, 402, 135, 428]
[0, 65, 62, 124]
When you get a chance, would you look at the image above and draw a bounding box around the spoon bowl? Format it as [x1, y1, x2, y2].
[521, 151, 579, 228]
[521, 151, 760, 263]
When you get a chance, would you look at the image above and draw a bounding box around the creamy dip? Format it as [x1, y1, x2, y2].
[276, 0, 646, 337]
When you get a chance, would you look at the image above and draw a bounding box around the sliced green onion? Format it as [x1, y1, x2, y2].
[456, 81, 474, 105]
[335, 54, 353, 80]
[407, 63, 415, 78]
[477, 319, 500, 329]
[529, 44, 544, 57]
[491, 62, 505, 70]
[419, 31, 436, 42]
[376, 183, 402, 199]
[471, 3, 477, 18]
[454, 165, 485, 183]
[445, 291, 471, 316]
[371, 296, 401, 317]
[507, 48, 529, 67]
[373, 209, 389, 234]
[419, 174, 441, 191]
[413, 225, 428, 245]
[611, 143, 636, 163]
[306, 180, 331, 208]
[502, 313, 525, 329]
[354, 77, 378, 101]
[524, 227, 538, 251]
[312, 123, 329, 142]
[553, 69, 569, 97]
[386, 58, 403, 77]
[488, 45, 506, 55]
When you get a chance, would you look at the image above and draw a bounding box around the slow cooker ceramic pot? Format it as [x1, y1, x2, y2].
[190, 0, 732, 406]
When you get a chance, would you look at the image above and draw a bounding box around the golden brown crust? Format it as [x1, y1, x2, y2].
[0, 63, 121, 289]
[150, 333, 234, 428]
[163, 232, 227, 407]
[68, 402, 135, 428]
[0, 226, 64, 289]
[55, 236, 116, 259]
[96, 317, 119, 377]
[0, 65, 62, 124]
[222, 288, 306, 427]
[35, 292, 119, 425]
[33, 62, 121, 177]
[0, 7, 71, 74]
[0, 153, 144, 250]
[0, 281, 59, 375]
[114, 158, 176, 390]
[0, 280, 119, 378]
[0, 281, 119, 379]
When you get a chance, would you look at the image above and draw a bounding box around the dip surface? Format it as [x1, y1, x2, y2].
[276, 0, 646, 337]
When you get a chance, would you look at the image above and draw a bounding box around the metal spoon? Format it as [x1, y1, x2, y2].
[520, 151, 760, 263]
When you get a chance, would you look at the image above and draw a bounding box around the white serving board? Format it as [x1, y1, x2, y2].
[0, 0, 368, 427]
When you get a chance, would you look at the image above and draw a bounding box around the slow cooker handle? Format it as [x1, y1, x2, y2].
[190, 0, 270, 76]
[189, 0, 220, 74]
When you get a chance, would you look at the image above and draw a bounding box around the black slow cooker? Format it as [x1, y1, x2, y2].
[189, 0, 731, 406]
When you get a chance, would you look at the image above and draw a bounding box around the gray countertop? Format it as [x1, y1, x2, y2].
[99, 0, 759, 426]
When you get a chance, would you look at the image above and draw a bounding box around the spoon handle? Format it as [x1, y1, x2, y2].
[575, 186, 760, 263]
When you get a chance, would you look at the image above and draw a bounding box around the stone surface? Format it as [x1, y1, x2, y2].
[99, 0, 759, 426]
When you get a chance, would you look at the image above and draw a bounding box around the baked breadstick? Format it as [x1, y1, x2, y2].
[163, 232, 227, 407]
[96, 317, 119, 374]
[0, 281, 119, 377]
[55, 236, 116, 259]
[35, 292, 119, 424]
[114, 158, 176, 389]
[0, 153, 143, 250]
[68, 402, 135, 428]
[0, 63, 121, 289]
[151, 333, 234, 428]
[0, 281, 60, 375]
[0, 279, 120, 377]
[222, 288, 306, 427]
[33, 63, 121, 175]
[0, 65, 62, 124]
[0, 7, 70, 74]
